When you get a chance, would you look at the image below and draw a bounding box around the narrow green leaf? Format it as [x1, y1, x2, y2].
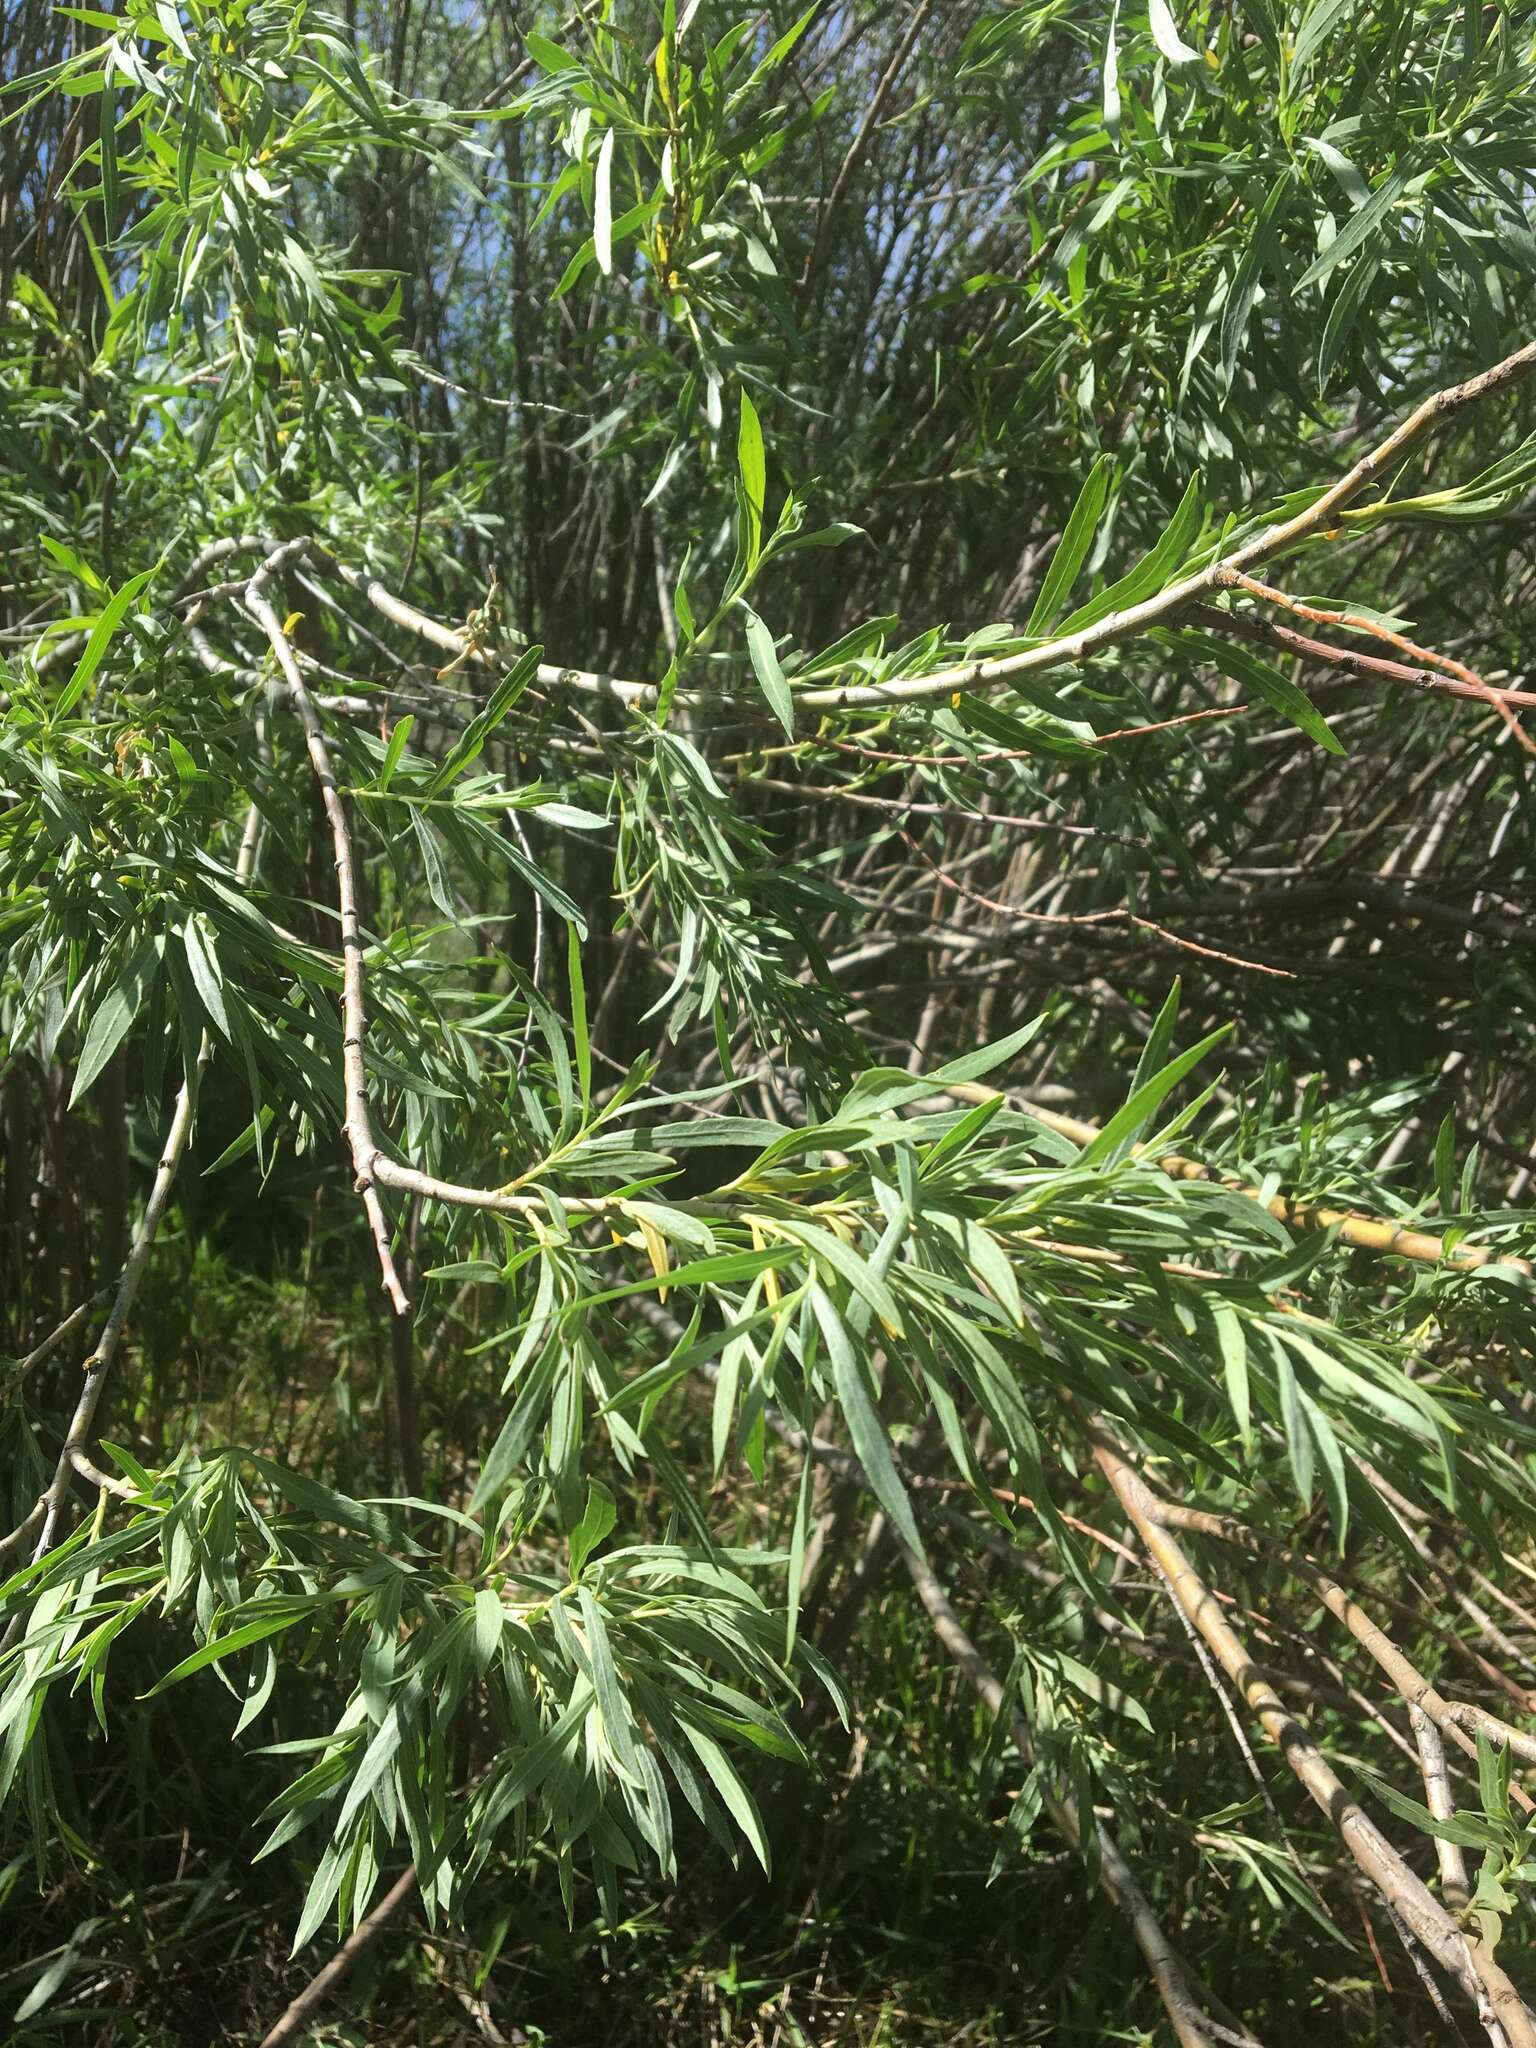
[1027, 456, 1112, 634]
[679, 1718, 771, 1873]
[1078, 1026, 1231, 1168]
[1058, 474, 1203, 635]
[154, 1, 193, 56]
[742, 606, 793, 734]
[98, 73, 121, 237]
[809, 1283, 923, 1558]
[1132, 981, 1181, 1096]
[922, 1094, 1006, 1180]
[1212, 1304, 1251, 1449]
[1353, 1763, 1498, 1847]
[569, 1481, 617, 1579]
[778, 1219, 904, 1335]
[144, 1605, 316, 1694]
[377, 713, 413, 792]
[1102, 0, 1121, 134]
[1477, 1727, 1511, 1821]
[182, 916, 230, 1040]
[1051, 1650, 1152, 1730]
[567, 924, 590, 1112]
[478, 1684, 594, 1833]
[1290, 0, 1357, 76]
[1298, 161, 1411, 293]
[785, 1443, 813, 1660]
[524, 29, 583, 71]
[56, 563, 157, 718]
[336, 1674, 425, 1834]
[425, 644, 542, 796]
[1174, 629, 1344, 754]
[737, 389, 766, 568]
[1148, 0, 1201, 64]
[1275, 1347, 1314, 1504]
[39, 536, 106, 592]
[473, 1588, 504, 1674]
[928, 1015, 1049, 1093]
[1221, 173, 1290, 388]
[1298, 1388, 1349, 1547]
[69, 936, 158, 1107]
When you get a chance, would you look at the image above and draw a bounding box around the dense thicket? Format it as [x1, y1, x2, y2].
[4, 2, 1536, 2042]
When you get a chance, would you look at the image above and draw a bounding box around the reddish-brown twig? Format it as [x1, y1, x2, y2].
[1213, 568, 1536, 756]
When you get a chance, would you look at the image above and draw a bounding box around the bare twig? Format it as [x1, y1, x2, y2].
[1190, 603, 1536, 710]
[1216, 569, 1494, 691]
[799, 1, 935, 294]
[1202, 581, 1536, 754]
[902, 827, 1299, 978]
[11, 1287, 112, 1385]
[1145, 1496, 1536, 1792]
[257, 1865, 418, 2048]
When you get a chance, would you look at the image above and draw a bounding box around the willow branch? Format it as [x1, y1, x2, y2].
[12, 1288, 113, 1385]
[1190, 603, 1536, 707]
[1197, 602, 1536, 761]
[246, 544, 409, 1314]
[941, 1083, 1532, 1277]
[3, 1244, 159, 1563]
[896, 1537, 1263, 2048]
[1087, 1417, 1536, 2048]
[323, 342, 1536, 719]
[1410, 1706, 1471, 1917]
[1142, 1495, 1536, 1793]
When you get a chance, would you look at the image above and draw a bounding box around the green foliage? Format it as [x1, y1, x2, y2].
[4, 1, 1536, 2041]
